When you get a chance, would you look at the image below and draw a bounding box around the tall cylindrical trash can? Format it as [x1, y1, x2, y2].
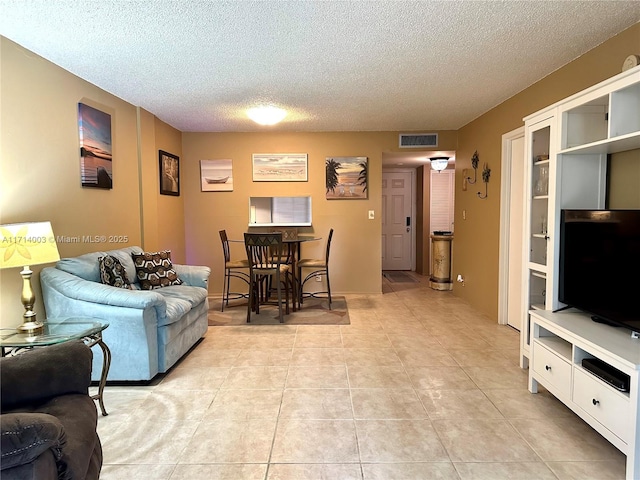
[430, 233, 453, 290]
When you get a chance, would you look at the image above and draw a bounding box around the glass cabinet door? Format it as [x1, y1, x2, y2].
[528, 125, 551, 268]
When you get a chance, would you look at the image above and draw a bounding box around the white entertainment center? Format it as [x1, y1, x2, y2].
[521, 66, 640, 480]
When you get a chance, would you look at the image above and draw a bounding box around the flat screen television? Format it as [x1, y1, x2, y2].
[559, 209, 640, 335]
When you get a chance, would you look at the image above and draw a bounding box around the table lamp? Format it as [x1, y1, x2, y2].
[0, 222, 60, 335]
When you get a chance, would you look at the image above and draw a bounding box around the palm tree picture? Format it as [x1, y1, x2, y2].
[325, 157, 368, 199]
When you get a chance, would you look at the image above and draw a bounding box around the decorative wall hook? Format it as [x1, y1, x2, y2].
[466, 151, 479, 185]
[477, 163, 491, 199]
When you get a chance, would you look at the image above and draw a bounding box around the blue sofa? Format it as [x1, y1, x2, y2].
[40, 246, 210, 381]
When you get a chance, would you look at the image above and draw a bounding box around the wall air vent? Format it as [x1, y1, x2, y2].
[399, 133, 438, 148]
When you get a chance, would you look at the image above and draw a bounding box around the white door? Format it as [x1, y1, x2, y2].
[382, 171, 413, 270]
[499, 128, 525, 329]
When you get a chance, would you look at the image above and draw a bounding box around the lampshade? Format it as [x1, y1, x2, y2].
[1, 222, 61, 334]
[0, 222, 60, 269]
[247, 105, 287, 125]
[430, 157, 449, 172]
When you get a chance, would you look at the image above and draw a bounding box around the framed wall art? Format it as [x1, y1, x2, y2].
[200, 159, 233, 191]
[78, 103, 112, 189]
[326, 156, 368, 199]
[252, 153, 308, 182]
[159, 150, 180, 196]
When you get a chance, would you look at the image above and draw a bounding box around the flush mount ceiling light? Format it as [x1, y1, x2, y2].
[430, 157, 449, 172]
[247, 106, 287, 125]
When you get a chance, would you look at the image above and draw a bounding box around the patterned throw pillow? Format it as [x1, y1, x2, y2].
[98, 255, 133, 289]
[131, 250, 183, 290]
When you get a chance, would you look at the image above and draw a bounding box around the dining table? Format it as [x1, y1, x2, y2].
[234, 233, 321, 310]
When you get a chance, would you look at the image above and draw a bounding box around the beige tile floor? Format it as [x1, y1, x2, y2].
[94, 274, 627, 479]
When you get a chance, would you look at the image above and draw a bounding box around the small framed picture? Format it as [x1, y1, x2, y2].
[159, 150, 180, 196]
[326, 156, 368, 199]
[252, 153, 308, 182]
[200, 159, 233, 191]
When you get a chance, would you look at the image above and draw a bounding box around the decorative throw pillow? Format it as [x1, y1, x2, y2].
[131, 250, 183, 290]
[98, 255, 133, 289]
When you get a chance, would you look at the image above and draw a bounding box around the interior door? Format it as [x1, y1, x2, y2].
[506, 136, 525, 330]
[382, 171, 413, 270]
[497, 130, 526, 330]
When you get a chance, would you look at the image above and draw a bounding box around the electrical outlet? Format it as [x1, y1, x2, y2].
[368, 210, 375, 220]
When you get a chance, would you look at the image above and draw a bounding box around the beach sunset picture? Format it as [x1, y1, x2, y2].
[252, 154, 307, 182]
[326, 156, 368, 199]
[78, 103, 112, 189]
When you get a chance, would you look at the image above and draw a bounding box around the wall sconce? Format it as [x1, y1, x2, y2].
[477, 163, 491, 199]
[430, 157, 449, 172]
[465, 151, 479, 184]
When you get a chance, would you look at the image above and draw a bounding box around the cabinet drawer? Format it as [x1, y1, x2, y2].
[532, 341, 571, 398]
[573, 368, 630, 444]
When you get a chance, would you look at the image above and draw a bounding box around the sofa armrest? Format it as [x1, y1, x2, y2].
[41, 267, 165, 310]
[0, 413, 65, 471]
[0, 341, 92, 411]
[174, 264, 211, 289]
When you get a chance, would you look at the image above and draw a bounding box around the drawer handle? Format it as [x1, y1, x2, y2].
[592, 398, 600, 406]
[545, 365, 551, 371]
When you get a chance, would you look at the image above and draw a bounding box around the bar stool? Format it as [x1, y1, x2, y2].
[298, 228, 333, 309]
[244, 232, 293, 323]
[219, 230, 250, 312]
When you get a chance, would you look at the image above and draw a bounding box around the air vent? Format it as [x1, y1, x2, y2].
[399, 133, 438, 148]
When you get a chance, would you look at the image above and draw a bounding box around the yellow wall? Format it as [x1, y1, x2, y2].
[453, 23, 640, 319]
[0, 38, 182, 328]
[181, 131, 456, 295]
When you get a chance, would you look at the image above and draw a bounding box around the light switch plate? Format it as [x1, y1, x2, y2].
[368, 210, 375, 219]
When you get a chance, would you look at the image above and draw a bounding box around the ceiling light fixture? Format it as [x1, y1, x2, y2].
[247, 106, 287, 125]
[430, 157, 449, 172]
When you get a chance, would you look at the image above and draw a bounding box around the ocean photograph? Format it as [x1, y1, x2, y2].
[78, 103, 112, 189]
[201, 159, 233, 191]
[326, 156, 368, 199]
[252, 154, 307, 182]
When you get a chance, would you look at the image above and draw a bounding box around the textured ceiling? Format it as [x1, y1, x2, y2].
[1, 1, 639, 136]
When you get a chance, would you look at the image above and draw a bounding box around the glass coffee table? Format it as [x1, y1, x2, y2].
[0, 317, 111, 416]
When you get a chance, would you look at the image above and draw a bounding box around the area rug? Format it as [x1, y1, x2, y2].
[208, 296, 350, 326]
[383, 271, 418, 283]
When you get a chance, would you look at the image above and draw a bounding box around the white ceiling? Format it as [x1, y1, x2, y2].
[1, 1, 639, 146]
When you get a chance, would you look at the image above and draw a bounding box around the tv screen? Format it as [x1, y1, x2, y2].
[559, 209, 640, 334]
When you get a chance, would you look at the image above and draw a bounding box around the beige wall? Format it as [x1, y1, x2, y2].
[182, 131, 455, 295]
[609, 149, 640, 208]
[150, 116, 186, 263]
[0, 38, 181, 328]
[1, 23, 638, 329]
[453, 23, 640, 319]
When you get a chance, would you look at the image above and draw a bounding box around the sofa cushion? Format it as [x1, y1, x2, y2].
[0, 413, 65, 471]
[132, 251, 183, 290]
[56, 246, 142, 284]
[98, 255, 132, 289]
[155, 285, 208, 326]
[1, 341, 92, 411]
[37, 394, 100, 480]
